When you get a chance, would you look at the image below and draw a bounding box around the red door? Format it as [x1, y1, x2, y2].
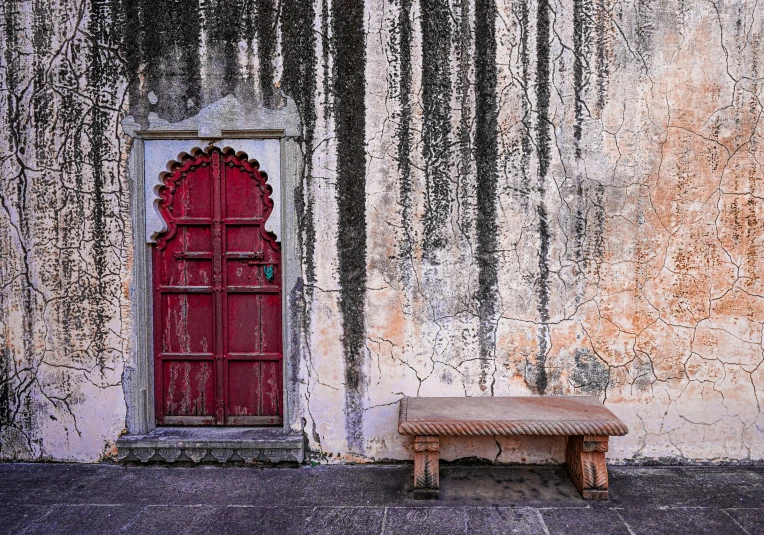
[153, 147, 282, 426]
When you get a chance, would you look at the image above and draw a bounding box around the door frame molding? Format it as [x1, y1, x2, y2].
[123, 119, 304, 437]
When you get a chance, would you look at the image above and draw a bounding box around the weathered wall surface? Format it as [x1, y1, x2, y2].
[1, 0, 763, 462]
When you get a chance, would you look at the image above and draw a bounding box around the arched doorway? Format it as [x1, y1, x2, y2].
[152, 146, 282, 426]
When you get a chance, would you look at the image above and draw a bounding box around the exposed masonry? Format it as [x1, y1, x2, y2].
[1, 0, 764, 464]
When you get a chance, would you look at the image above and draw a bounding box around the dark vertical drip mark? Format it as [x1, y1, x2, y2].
[573, 0, 584, 157]
[635, 0, 654, 60]
[120, 0, 202, 125]
[516, 0, 532, 200]
[321, 0, 332, 120]
[592, 182, 605, 269]
[281, 0, 317, 285]
[89, 0, 127, 374]
[595, 0, 609, 110]
[534, 0, 551, 394]
[0, 344, 10, 451]
[0, 0, 35, 456]
[31, 0, 52, 164]
[88, 0, 112, 374]
[242, 0, 257, 43]
[177, 1, 203, 113]
[573, 0, 594, 157]
[241, 0, 259, 99]
[455, 0, 473, 236]
[573, 0, 592, 294]
[213, 0, 245, 98]
[396, 0, 414, 281]
[332, 0, 367, 453]
[421, 0, 452, 256]
[536, 0, 551, 180]
[256, 0, 277, 108]
[474, 0, 498, 390]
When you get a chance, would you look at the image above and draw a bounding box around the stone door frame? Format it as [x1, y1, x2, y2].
[123, 120, 304, 438]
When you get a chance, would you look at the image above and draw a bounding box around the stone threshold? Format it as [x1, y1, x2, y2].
[117, 427, 304, 464]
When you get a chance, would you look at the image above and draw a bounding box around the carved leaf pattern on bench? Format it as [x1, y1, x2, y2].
[584, 459, 608, 490]
[415, 459, 436, 489]
[566, 435, 609, 495]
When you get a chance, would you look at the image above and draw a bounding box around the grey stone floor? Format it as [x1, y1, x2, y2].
[0, 463, 762, 534]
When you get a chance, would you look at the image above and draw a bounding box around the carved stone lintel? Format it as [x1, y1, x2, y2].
[566, 435, 609, 500]
[413, 435, 440, 500]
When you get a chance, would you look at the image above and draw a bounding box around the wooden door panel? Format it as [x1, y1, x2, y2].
[161, 294, 214, 354]
[259, 294, 282, 353]
[172, 165, 213, 219]
[225, 165, 265, 218]
[160, 227, 213, 287]
[227, 360, 281, 425]
[154, 147, 282, 426]
[227, 261, 269, 288]
[226, 225, 263, 252]
[162, 359, 216, 424]
[227, 293, 265, 353]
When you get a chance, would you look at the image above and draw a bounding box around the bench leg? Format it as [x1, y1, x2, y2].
[413, 435, 439, 500]
[565, 435, 609, 500]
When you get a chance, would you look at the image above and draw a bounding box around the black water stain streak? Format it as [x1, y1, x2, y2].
[573, 0, 588, 295]
[573, 0, 592, 157]
[255, 0, 278, 108]
[533, 0, 551, 395]
[31, 0, 52, 164]
[320, 0, 332, 120]
[474, 0, 499, 391]
[288, 279, 305, 425]
[203, 0, 248, 99]
[595, 0, 610, 110]
[120, 0, 202, 126]
[281, 0, 317, 286]
[514, 0, 533, 204]
[0, 0, 37, 458]
[89, 0, 119, 376]
[391, 0, 414, 292]
[421, 0, 452, 257]
[332, 0, 367, 453]
[455, 0, 474, 238]
[635, 0, 654, 60]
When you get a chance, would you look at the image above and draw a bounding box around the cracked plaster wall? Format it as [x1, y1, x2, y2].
[1, 0, 763, 463]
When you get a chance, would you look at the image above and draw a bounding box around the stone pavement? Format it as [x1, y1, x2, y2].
[0, 463, 762, 534]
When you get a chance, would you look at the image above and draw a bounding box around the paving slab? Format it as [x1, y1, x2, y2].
[619, 507, 750, 535]
[18, 505, 145, 535]
[464, 508, 547, 535]
[125, 505, 223, 535]
[724, 508, 764, 535]
[1, 463, 763, 534]
[540, 508, 631, 535]
[0, 506, 52, 535]
[384, 508, 468, 535]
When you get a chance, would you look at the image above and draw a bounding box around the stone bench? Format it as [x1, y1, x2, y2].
[398, 396, 628, 500]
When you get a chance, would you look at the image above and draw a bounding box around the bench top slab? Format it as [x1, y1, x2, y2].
[398, 396, 628, 437]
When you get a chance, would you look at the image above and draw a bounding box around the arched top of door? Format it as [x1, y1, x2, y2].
[154, 146, 279, 252]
